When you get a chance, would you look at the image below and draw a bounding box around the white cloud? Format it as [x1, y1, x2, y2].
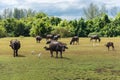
[0, 0, 18, 5]
[0, 0, 120, 19]
[24, 0, 75, 3]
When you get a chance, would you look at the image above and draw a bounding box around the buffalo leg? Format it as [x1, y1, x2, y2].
[13, 50, 16, 57]
[112, 45, 114, 50]
[77, 41, 79, 45]
[16, 50, 18, 56]
[56, 51, 58, 58]
[50, 51, 53, 57]
[60, 51, 63, 58]
[108, 47, 109, 51]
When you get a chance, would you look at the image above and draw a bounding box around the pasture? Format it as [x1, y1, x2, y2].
[0, 37, 120, 80]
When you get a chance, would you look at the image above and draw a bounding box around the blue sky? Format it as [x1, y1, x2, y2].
[0, 0, 120, 19]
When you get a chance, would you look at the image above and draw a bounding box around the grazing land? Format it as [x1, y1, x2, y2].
[0, 37, 120, 80]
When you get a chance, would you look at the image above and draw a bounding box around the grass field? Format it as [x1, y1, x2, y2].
[0, 37, 120, 80]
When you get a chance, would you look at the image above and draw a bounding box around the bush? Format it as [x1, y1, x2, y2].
[51, 27, 73, 37]
[0, 26, 7, 37]
[88, 32, 101, 37]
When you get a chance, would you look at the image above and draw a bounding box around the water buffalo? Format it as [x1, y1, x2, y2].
[44, 41, 68, 58]
[105, 42, 114, 50]
[53, 34, 61, 41]
[70, 36, 79, 45]
[90, 35, 101, 42]
[46, 34, 54, 40]
[9, 39, 21, 57]
[36, 36, 42, 43]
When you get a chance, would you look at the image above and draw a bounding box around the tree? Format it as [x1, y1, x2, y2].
[35, 12, 47, 19]
[83, 3, 100, 19]
[14, 21, 26, 37]
[50, 17, 62, 26]
[13, 8, 20, 19]
[3, 8, 8, 19]
[30, 19, 52, 37]
[26, 9, 36, 17]
[83, 3, 107, 20]
[0, 21, 7, 37]
[3, 18, 16, 36]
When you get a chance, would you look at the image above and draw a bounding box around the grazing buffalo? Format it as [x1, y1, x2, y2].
[53, 34, 61, 41]
[70, 36, 79, 45]
[105, 42, 114, 50]
[90, 35, 101, 42]
[46, 34, 54, 40]
[9, 39, 21, 57]
[44, 41, 68, 58]
[36, 36, 42, 43]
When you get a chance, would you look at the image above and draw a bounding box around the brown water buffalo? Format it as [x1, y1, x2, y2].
[9, 39, 21, 57]
[36, 36, 42, 43]
[70, 36, 79, 45]
[105, 42, 114, 50]
[44, 41, 68, 58]
[90, 35, 101, 42]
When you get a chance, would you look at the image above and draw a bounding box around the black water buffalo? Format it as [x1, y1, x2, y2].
[52, 34, 61, 41]
[46, 34, 54, 40]
[105, 42, 114, 50]
[36, 36, 42, 43]
[70, 36, 79, 45]
[9, 39, 21, 57]
[44, 41, 68, 58]
[90, 35, 101, 42]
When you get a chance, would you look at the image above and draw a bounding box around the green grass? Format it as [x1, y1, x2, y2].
[0, 37, 120, 80]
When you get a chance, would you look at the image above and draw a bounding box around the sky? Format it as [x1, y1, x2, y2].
[0, 0, 120, 20]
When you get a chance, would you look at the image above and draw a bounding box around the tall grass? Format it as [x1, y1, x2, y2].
[0, 37, 120, 80]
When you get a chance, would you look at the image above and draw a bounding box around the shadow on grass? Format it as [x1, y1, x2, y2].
[55, 57, 71, 60]
[17, 54, 26, 57]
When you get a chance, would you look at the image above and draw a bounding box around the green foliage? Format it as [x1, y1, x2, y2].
[88, 32, 101, 37]
[0, 7, 120, 37]
[51, 26, 73, 37]
[0, 25, 7, 37]
[50, 16, 62, 26]
[35, 12, 47, 19]
[30, 19, 52, 37]
[52, 20, 75, 37]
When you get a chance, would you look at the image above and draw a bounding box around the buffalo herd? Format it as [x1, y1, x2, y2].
[9, 34, 115, 58]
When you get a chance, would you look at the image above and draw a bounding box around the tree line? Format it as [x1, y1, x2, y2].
[0, 3, 120, 38]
